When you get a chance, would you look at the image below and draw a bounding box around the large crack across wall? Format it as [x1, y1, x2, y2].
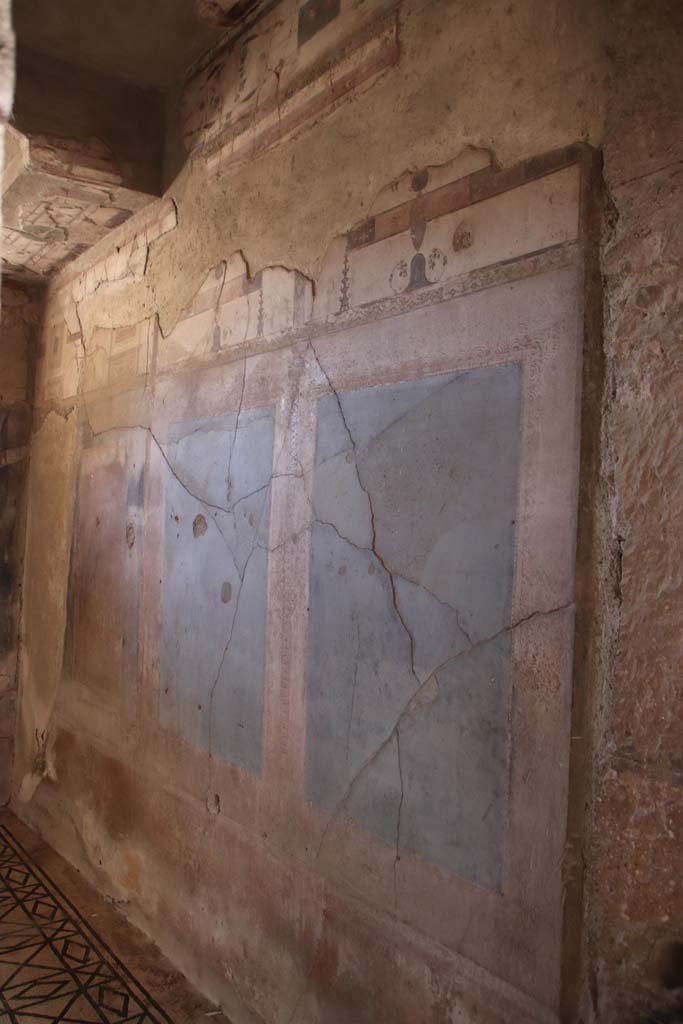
[85, 318, 309, 815]
[84, 408, 305, 819]
[71, 284, 572, 917]
[313, 599, 574, 871]
[303, 337, 574, 905]
[88, 332, 536, 896]
[311, 517, 473, 650]
[307, 339, 422, 687]
[77, 340, 568, 884]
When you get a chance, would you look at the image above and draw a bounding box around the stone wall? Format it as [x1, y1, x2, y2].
[580, 2, 683, 1020]
[8, 1, 683, 1023]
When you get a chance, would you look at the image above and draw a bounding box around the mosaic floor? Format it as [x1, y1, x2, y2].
[0, 826, 174, 1023]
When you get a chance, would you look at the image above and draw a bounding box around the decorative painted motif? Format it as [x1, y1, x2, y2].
[183, 0, 399, 165]
[159, 258, 312, 372]
[315, 147, 582, 317]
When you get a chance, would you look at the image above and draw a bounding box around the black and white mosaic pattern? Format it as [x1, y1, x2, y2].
[0, 826, 173, 1023]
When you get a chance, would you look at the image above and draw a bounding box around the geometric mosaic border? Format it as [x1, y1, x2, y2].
[0, 827, 174, 1023]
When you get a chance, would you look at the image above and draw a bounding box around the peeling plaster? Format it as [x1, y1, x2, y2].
[38, 0, 608, 340]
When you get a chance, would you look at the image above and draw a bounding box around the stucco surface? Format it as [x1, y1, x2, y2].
[13, 151, 586, 1024]
[7, 1, 683, 1023]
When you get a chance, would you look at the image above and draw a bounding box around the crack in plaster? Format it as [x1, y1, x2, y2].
[84, 414, 304, 742]
[613, 156, 683, 189]
[33, 406, 77, 431]
[73, 282, 563, 915]
[298, 339, 530, 893]
[84, 415, 269, 815]
[314, 600, 575, 871]
[307, 340, 421, 686]
[87, 420, 302, 537]
[312, 517, 472, 655]
[313, 516, 473, 659]
[348, 373, 457, 457]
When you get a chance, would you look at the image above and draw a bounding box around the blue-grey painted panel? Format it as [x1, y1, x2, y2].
[160, 406, 274, 775]
[306, 364, 521, 888]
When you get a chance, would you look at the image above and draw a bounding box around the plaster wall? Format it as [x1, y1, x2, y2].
[0, 279, 39, 802]
[9, 1, 683, 1023]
